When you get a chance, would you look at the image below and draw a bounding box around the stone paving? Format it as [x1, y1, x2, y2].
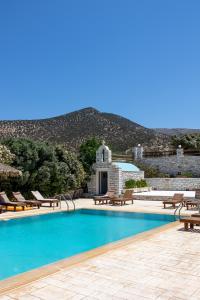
[0, 197, 200, 299]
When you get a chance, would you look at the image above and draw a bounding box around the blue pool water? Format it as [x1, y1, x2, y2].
[0, 209, 175, 280]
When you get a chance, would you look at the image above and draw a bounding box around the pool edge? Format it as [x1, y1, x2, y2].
[0, 219, 179, 296]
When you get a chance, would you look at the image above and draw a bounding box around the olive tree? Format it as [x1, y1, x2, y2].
[2, 139, 85, 196]
[0, 144, 15, 164]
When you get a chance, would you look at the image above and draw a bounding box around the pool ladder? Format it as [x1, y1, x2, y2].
[174, 200, 185, 220]
[58, 194, 76, 211]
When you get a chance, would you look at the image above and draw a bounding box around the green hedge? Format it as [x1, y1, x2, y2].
[125, 179, 148, 189]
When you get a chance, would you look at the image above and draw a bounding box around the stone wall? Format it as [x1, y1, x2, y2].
[87, 174, 96, 194]
[142, 155, 200, 176]
[146, 178, 200, 191]
[109, 165, 123, 195]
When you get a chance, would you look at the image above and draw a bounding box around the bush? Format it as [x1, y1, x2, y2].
[137, 179, 148, 187]
[125, 179, 137, 189]
[125, 179, 148, 189]
[1, 138, 86, 197]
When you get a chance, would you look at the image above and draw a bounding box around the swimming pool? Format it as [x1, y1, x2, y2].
[0, 209, 176, 280]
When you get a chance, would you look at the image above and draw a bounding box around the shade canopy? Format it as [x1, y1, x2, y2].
[0, 163, 22, 178]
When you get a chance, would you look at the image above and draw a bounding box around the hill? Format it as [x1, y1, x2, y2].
[154, 128, 200, 136]
[0, 107, 170, 152]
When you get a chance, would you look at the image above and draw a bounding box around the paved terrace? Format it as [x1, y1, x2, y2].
[0, 195, 200, 300]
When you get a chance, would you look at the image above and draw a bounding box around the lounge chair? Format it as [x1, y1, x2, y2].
[93, 191, 115, 205]
[163, 193, 184, 209]
[12, 192, 41, 209]
[110, 190, 135, 206]
[31, 191, 60, 207]
[180, 217, 200, 230]
[0, 192, 26, 211]
[185, 189, 200, 210]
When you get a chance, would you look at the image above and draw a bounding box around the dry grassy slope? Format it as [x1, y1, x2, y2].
[154, 128, 200, 136]
[0, 107, 170, 152]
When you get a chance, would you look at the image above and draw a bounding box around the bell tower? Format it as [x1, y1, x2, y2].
[96, 140, 112, 164]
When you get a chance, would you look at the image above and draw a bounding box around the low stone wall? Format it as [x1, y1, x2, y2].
[142, 155, 200, 176]
[145, 178, 200, 191]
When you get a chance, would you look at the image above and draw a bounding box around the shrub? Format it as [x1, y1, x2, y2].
[125, 179, 137, 189]
[125, 179, 148, 189]
[137, 179, 148, 187]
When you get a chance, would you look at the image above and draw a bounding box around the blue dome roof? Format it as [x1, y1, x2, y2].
[112, 162, 140, 172]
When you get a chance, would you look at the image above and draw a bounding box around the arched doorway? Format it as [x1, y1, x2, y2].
[98, 171, 108, 194]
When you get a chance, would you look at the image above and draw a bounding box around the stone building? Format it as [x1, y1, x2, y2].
[88, 142, 144, 195]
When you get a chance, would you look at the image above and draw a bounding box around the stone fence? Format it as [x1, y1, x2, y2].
[141, 155, 200, 176]
[145, 178, 200, 191]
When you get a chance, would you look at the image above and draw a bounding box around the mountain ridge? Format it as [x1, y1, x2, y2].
[0, 107, 170, 151]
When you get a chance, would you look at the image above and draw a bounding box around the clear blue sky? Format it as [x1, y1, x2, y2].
[0, 0, 200, 128]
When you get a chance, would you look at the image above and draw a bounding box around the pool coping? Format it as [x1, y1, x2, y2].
[0, 210, 179, 296]
[0, 206, 179, 222]
[0, 205, 186, 222]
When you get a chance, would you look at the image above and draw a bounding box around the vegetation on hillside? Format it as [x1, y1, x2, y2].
[0, 107, 170, 152]
[172, 134, 200, 150]
[1, 139, 85, 197]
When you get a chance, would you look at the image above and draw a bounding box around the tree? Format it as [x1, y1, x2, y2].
[1, 139, 85, 196]
[0, 145, 15, 164]
[79, 138, 101, 176]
